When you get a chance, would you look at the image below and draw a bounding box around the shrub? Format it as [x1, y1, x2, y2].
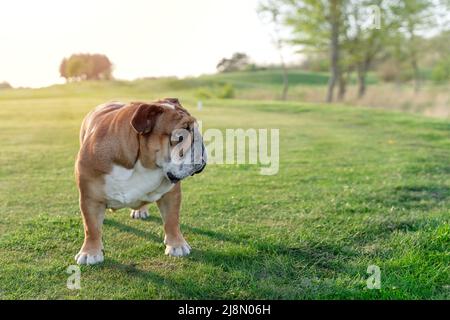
[431, 58, 450, 83]
[216, 53, 251, 73]
[194, 83, 235, 100]
[194, 87, 215, 100]
[217, 83, 235, 99]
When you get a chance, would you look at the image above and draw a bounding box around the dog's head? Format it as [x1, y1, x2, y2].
[130, 98, 207, 183]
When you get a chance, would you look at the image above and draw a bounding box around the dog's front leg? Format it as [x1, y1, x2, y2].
[157, 183, 191, 257]
[75, 196, 106, 265]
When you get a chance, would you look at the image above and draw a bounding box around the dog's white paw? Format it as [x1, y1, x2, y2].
[165, 242, 191, 257]
[75, 251, 104, 265]
[130, 207, 149, 219]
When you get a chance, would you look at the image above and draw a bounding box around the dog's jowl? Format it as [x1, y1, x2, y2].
[74, 98, 207, 265]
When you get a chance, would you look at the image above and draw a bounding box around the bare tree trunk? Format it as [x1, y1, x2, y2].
[281, 66, 289, 100]
[408, 23, 420, 93]
[258, 6, 289, 101]
[327, 73, 338, 103]
[411, 55, 420, 93]
[274, 25, 289, 100]
[338, 72, 347, 101]
[327, 0, 341, 103]
[357, 64, 367, 98]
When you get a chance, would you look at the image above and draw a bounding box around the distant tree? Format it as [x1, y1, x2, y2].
[59, 53, 113, 82]
[90, 54, 113, 80]
[0, 81, 12, 89]
[341, 0, 392, 98]
[281, 0, 387, 100]
[263, 0, 345, 102]
[390, 0, 438, 92]
[216, 53, 251, 73]
[59, 58, 68, 80]
[327, 0, 343, 102]
[65, 54, 86, 81]
[426, 30, 450, 83]
[258, 0, 290, 100]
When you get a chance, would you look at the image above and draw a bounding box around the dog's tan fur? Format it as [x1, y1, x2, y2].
[74, 98, 198, 264]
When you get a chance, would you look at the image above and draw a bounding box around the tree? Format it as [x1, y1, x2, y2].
[59, 58, 68, 80]
[216, 53, 251, 73]
[427, 30, 450, 82]
[258, 0, 447, 101]
[327, 0, 343, 102]
[59, 53, 113, 82]
[258, 0, 290, 100]
[341, 0, 390, 98]
[263, 0, 346, 102]
[0, 81, 12, 89]
[390, 0, 438, 92]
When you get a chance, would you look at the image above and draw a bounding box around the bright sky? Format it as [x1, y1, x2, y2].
[0, 0, 298, 88]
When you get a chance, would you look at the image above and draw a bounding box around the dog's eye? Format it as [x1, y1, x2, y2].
[171, 135, 183, 145]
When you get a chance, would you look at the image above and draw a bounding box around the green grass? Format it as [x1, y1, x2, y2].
[0, 77, 449, 299]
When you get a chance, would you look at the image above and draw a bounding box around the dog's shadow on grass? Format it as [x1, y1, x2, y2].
[101, 215, 354, 298]
[104, 218, 161, 242]
[100, 258, 197, 298]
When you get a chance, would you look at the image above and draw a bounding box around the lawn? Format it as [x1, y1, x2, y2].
[0, 78, 449, 299]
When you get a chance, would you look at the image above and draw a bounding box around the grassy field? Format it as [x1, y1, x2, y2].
[0, 76, 449, 299]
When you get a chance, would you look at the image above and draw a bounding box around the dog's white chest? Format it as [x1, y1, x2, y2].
[104, 161, 174, 209]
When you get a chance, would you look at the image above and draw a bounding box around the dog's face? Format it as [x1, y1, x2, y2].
[130, 98, 207, 183]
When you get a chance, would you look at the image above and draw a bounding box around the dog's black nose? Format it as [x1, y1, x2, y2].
[167, 172, 180, 183]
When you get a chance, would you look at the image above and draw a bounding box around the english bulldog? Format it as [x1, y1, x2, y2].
[74, 98, 206, 265]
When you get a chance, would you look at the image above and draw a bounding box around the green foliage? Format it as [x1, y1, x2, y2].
[244, 63, 263, 72]
[431, 57, 450, 83]
[194, 83, 235, 100]
[217, 83, 235, 99]
[209, 68, 330, 86]
[258, 0, 450, 99]
[194, 87, 215, 100]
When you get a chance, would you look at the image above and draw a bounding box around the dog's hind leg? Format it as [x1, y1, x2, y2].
[130, 204, 149, 219]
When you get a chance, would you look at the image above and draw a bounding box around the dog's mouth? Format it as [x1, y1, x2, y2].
[166, 172, 180, 184]
[191, 162, 206, 176]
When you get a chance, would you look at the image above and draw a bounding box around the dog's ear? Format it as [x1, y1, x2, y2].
[164, 98, 180, 105]
[130, 103, 164, 134]
[164, 97, 191, 116]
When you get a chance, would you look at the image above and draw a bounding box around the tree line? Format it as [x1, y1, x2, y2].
[258, 0, 450, 102]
